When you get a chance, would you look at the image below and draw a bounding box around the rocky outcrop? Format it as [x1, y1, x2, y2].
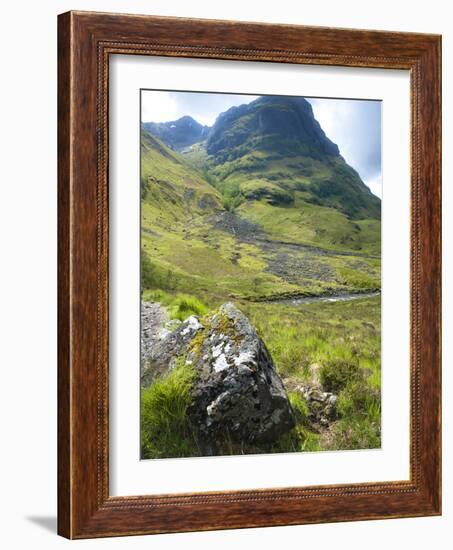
[285, 363, 338, 431]
[141, 302, 295, 450]
[141, 302, 168, 367]
[141, 313, 201, 387]
[206, 96, 340, 160]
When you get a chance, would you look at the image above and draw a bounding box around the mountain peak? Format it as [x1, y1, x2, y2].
[206, 95, 339, 161]
[142, 95, 379, 221]
[142, 116, 210, 151]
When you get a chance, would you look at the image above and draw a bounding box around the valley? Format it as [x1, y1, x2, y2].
[140, 95, 381, 457]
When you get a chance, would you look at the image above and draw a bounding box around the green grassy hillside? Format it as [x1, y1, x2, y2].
[140, 95, 382, 456]
[141, 121, 380, 302]
[141, 95, 381, 303]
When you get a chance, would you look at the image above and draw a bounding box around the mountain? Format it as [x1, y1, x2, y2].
[140, 128, 222, 225]
[204, 96, 380, 222]
[140, 96, 381, 302]
[142, 116, 210, 151]
[206, 95, 339, 160]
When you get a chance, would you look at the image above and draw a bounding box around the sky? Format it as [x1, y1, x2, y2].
[141, 90, 382, 198]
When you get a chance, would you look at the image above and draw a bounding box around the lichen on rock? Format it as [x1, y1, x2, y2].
[141, 313, 204, 387]
[141, 301, 295, 452]
[185, 303, 295, 451]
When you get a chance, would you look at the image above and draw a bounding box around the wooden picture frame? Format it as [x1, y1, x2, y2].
[58, 10, 441, 539]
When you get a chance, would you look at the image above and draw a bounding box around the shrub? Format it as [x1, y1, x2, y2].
[319, 358, 361, 393]
[141, 248, 158, 289]
[325, 369, 381, 450]
[141, 362, 198, 459]
[337, 378, 380, 418]
[220, 181, 245, 210]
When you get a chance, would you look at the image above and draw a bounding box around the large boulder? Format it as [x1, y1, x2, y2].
[141, 302, 295, 451]
[186, 303, 295, 451]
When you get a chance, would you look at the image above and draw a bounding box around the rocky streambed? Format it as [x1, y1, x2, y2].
[275, 290, 380, 306]
[247, 289, 380, 306]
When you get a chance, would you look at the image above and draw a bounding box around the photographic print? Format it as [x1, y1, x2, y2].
[140, 90, 382, 459]
[58, 13, 441, 537]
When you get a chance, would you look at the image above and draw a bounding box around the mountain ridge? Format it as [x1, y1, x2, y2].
[140, 95, 381, 302]
[142, 96, 379, 215]
[195, 96, 380, 221]
[206, 96, 340, 160]
[143, 115, 210, 151]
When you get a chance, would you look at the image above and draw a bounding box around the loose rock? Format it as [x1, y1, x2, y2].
[295, 383, 337, 430]
[141, 313, 203, 386]
[141, 302, 168, 366]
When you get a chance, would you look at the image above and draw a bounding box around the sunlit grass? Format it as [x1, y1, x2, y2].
[142, 289, 208, 321]
[139, 119, 382, 457]
[141, 361, 199, 459]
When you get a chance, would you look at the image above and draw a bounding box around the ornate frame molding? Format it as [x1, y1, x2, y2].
[58, 11, 441, 538]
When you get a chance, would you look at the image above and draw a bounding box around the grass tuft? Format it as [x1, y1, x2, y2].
[141, 361, 199, 459]
[168, 294, 208, 321]
[142, 289, 208, 321]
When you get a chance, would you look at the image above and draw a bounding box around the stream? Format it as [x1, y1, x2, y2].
[271, 291, 381, 306]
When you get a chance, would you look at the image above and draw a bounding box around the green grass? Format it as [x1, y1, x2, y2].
[140, 130, 223, 236]
[168, 294, 208, 321]
[325, 393, 381, 450]
[141, 292, 381, 455]
[338, 267, 380, 290]
[142, 289, 209, 321]
[141, 361, 199, 459]
[141, 227, 302, 301]
[239, 198, 380, 255]
[140, 124, 382, 456]
[141, 217, 380, 302]
[242, 297, 381, 451]
[242, 297, 380, 381]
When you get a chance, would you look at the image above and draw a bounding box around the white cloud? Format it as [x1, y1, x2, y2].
[141, 90, 258, 126]
[308, 98, 382, 198]
[363, 175, 382, 199]
[141, 92, 180, 123]
[141, 91, 382, 199]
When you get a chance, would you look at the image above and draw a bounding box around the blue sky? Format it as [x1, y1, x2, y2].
[141, 90, 382, 198]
